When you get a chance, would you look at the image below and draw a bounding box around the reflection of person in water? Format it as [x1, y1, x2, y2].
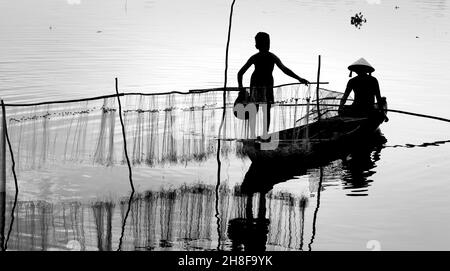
[228, 162, 273, 251]
[339, 58, 386, 119]
[341, 131, 387, 196]
[227, 192, 269, 252]
[228, 156, 310, 251]
[237, 32, 309, 139]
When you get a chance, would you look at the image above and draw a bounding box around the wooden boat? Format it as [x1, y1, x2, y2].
[239, 130, 387, 194]
[241, 99, 388, 163]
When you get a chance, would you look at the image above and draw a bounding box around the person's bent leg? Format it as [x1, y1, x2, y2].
[249, 103, 258, 139]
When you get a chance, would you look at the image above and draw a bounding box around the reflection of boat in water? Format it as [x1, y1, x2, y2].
[228, 123, 388, 251]
[241, 129, 387, 195]
[242, 100, 388, 163]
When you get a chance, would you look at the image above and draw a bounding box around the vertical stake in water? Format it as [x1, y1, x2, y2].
[315, 55, 322, 121]
[216, 0, 237, 251]
[316, 55, 320, 121]
[115, 78, 135, 251]
[0, 99, 5, 250]
[304, 88, 311, 151]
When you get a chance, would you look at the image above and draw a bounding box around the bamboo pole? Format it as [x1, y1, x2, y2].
[303, 95, 310, 151]
[0, 99, 5, 250]
[0, 101, 4, 192]
[114, 78, 134, 192]
[215, 0, 237, 251]
[386, 109, 450, 123]
[2, 82, 330, 108]
[1, 99, 19, 251]
[315, 55, 322, 121]
[115, 78, 135, 251]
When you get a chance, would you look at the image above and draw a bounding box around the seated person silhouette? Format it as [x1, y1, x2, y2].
[237, 32, 309, 140]
[339, 58, 387, 120]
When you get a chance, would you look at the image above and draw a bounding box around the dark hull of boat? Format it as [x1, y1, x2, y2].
[240, 129, 387, 194]
[242, 111, 386, 163]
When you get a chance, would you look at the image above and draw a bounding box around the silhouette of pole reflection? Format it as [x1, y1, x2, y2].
[117, 191, 134, 251]
[308, 167, 323, 251]
[299, 197, 307, 251]
[214, 168, 222, 251]
[0, 193, 4, 251]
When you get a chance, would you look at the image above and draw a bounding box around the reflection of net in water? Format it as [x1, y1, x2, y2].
[4, 183, 316, 251]
[2, 85, 343, 169]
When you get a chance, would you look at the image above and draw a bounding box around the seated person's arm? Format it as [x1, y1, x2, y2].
[374, 79, 383, 107]
[339, 81, 352, 110]
[373, 78, 388, 121]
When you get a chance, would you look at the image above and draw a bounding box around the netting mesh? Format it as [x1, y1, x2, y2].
[0, 86, 344, 251]
[2, 85, 343, 169]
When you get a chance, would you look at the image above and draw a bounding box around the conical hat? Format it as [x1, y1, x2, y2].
[348, 58, 375, 73]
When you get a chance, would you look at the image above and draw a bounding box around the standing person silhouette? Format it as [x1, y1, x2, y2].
[237, 32, 309, 140]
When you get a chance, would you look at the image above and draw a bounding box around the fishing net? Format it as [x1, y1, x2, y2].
[0, 83, 344, 250]
[1, 84, 343, 170]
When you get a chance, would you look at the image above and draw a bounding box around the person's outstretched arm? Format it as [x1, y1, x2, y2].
[238, 57, 254, 88]
[273, 54, 309, 85]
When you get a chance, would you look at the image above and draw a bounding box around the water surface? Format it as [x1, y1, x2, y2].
[1, 0, 450, 251]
